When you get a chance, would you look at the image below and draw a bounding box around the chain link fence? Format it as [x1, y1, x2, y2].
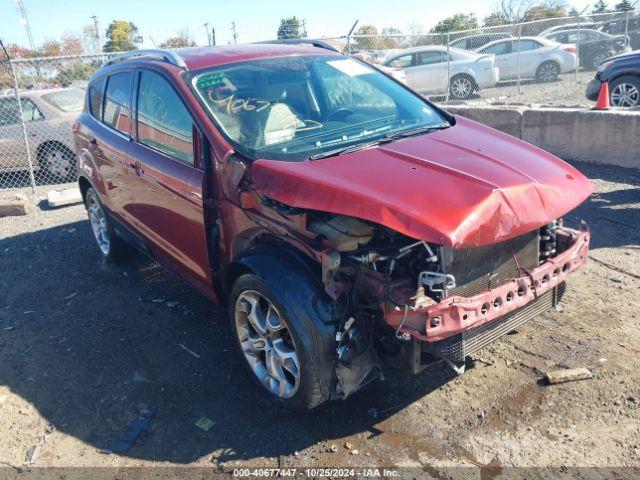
[0, 53, 117, 196]
[1, 9, 639, 196]
[337, 9, 639, 106]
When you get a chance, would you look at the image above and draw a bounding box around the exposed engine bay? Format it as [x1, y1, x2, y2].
[236, 177, 590, 398]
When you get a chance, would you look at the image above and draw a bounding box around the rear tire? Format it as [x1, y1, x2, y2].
[84, 187, 133, 263]
[535, 61, 560, 83]
[229, 273, 335, 410]
[610, 75, 640, 107]
[40, 143, 76, 182]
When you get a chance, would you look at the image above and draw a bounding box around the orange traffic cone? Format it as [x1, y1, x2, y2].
[593, 82, 610, 110]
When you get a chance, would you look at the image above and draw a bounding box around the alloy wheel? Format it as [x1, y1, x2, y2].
[45, 148, 73, 179]
[87, 193, 110, 255]
[234, 290, 300, 399]
[451, 77, 473, 99]
[611, 83, 639, 107]
[537, 63, 559, 82]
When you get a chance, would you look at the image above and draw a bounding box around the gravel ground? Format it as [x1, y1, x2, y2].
[0, 162, 639, 474]
[440, 71, 600, 108]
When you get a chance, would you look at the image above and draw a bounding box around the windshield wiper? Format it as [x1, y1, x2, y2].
[309, 140, 381, 160]
[309, 123, 450, 161]
[382, 123, 450, 142]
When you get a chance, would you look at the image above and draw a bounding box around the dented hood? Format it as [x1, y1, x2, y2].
[252, 116, 593, 248]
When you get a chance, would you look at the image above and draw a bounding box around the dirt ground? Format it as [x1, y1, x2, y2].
[0, 161, 639, 475]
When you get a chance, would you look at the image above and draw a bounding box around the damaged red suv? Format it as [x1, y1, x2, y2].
[73, 43, 592, 409]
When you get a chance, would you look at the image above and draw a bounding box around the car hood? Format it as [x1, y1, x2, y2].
[605, 50, 640, 62]
[252, 116, 593, 248]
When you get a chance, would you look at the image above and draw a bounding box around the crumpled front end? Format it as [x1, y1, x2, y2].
[385, 227, 589, 348]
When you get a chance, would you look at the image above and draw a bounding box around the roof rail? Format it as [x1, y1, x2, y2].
[253, 39, 341, 53]
[102, 49, 188, 70]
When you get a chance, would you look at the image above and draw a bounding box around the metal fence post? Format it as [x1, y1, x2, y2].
[575, 13, 581, 82]
[516, 23, 522, 95]
[8, 59, 37, 193]
[445, 33, 450, 103]
[624, 9, 630, 39]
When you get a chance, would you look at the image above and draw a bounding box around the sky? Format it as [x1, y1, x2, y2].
[1, 0, 595, 50]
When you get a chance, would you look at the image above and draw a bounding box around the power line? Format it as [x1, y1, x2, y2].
[15, 0, 35, 50]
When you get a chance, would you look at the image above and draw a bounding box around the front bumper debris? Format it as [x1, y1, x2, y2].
[385, 228, 589, 343]
[585, 78, 603, 101]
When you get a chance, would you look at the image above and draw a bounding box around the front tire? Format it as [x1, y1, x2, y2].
[84, 187, 133, 262]
[229, 273, 335, 410]
[535, 61, 560, 83]
[610, 75, 640, 107]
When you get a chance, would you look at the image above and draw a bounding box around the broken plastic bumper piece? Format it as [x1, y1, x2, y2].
[385, 228, 589, 343]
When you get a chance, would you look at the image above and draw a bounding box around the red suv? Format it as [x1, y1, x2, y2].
[73, 44, 592, 409]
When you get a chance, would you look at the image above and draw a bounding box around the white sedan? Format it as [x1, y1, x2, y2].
[475, 37, 577, 82]
[379, 46, 500, 99]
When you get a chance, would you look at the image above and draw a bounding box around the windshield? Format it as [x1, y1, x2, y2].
[41, 89, 85, 113]
[191, 55, 448, 161]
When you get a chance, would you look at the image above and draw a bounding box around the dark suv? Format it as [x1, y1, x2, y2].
[73, 45, 592, 409]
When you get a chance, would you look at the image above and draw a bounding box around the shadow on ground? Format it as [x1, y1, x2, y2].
[0, 160, 637, 464]
[0, 218, 455, 464]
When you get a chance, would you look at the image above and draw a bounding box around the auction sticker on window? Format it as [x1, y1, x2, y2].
[327, 59, 373, 76]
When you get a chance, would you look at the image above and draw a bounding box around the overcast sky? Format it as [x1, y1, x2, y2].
[1, 0, 596, 49]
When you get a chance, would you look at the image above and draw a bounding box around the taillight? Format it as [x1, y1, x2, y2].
[563, 45, 577, 54]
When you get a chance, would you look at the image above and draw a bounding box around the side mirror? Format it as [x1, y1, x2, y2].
[220, 155, 248, 205]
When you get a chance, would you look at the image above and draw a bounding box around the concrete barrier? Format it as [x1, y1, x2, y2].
[445, 105, 640, 169]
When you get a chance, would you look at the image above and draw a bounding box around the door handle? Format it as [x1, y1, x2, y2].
[89, 138, 104, 156]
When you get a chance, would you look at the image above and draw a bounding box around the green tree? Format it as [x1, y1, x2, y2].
[430, 13, 478, 33]
[353, 25, 402, 51]
[103, 20, 142, 52]
[277, 17, 303, 39]
[592, 0, 609, 13]
[614, 0, 634, 10]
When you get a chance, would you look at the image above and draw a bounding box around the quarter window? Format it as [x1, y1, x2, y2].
[137, 71, 194, 165]
[103, 72, 132, 134]
[88, 78, 106, 118]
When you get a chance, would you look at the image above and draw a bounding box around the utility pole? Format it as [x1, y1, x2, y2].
[211, 27, 216, 46]
[15, 0, 35, 51]
[90, 15, 100, 53]
[203, 22, 211, 45]
[231, 21, 238, 44]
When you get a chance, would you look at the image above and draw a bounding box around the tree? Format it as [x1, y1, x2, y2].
[614, 0, 634, 10]
[159, 29, 196, 48]
[592, 0, 609, 13]
[483, 12, 510, 26]
[103, 20, 142, 52]
[430, 13, 479, 33]
[352, 25, 402, 51]
[522, 3, 567, 22]
[277, 17, 303, 39]
[61, 34, 84, 55]
[41, 40, 62, 57]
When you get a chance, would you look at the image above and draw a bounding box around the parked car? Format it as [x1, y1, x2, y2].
[379, 46, 500, 99]
[0, 88, 84, 180]
[448, 33, 512, 51]
[539, 22, 599, 37]
[476, 37, 577, 82]
[599, 17, 640, 50]
[74, 45, 592, 409]
[543, 29, 631, 69]
[585, 50, 640, 107]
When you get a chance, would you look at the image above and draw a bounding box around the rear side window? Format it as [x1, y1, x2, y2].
[88, 78, 106, 118]
[103, 72, 132, 134]
[136, 71, 194, 165]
